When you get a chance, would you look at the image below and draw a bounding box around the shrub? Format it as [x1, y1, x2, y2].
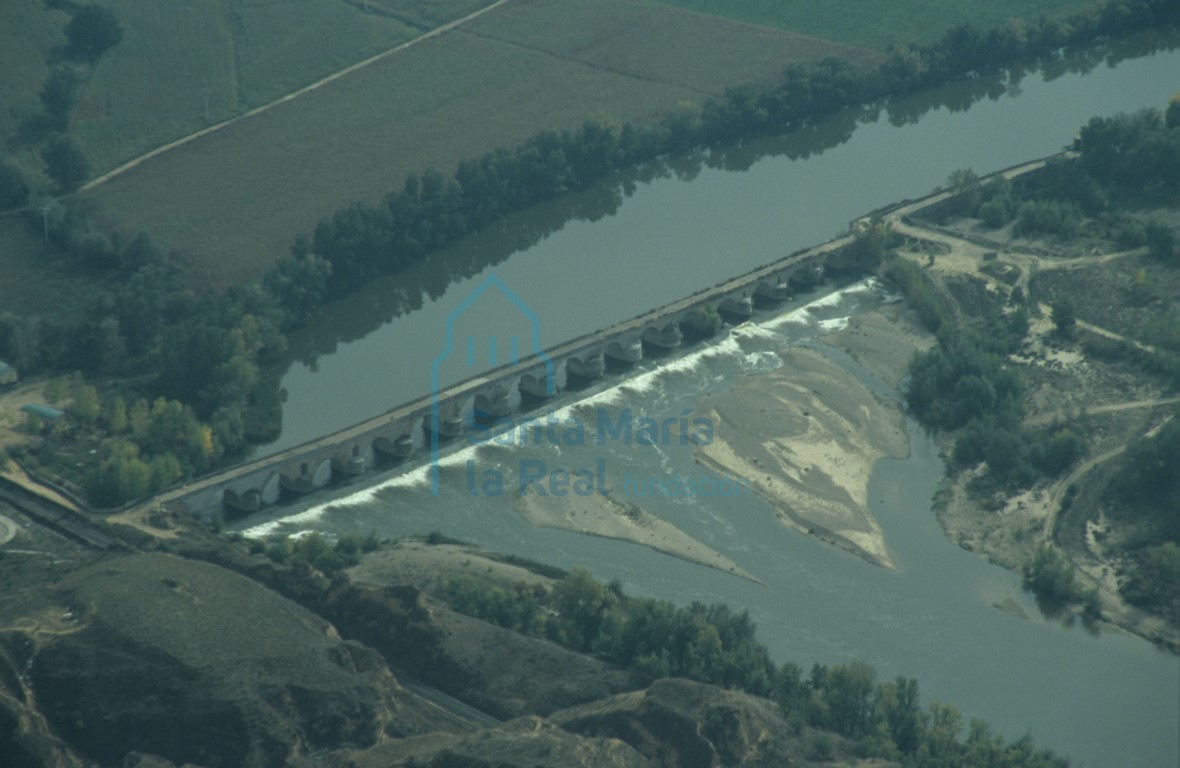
[41, 135, 90, 193]
[0, 161, 29, 210]
[65, 4, 123, 59]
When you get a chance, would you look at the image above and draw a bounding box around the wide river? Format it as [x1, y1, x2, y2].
[235, 32, 1180, 768]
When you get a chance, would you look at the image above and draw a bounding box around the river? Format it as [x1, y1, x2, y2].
[233, 31, 1180, 768]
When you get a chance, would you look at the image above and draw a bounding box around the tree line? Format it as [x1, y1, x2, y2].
[0, 4, 124, 205]
[440, 566, 1067, 767]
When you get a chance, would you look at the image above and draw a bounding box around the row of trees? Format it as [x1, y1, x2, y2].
[440, 567, 1067, 767]
[937, 104, 1179, 248]
[0, 4, 124, 205]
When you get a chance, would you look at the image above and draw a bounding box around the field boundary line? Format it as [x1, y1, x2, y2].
[77, 0, 514, 193]
[457, 28, 714, 96]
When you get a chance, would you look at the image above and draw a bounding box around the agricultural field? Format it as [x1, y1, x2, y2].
[57, 0, 420, 173]
[0, 0, 498, 181]
[73, 0, 876, 292]
[655, 0, 1095, 50]
[0, 0, 493, 312]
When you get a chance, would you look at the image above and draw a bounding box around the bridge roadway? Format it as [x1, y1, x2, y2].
[125, 151, 1064, 521]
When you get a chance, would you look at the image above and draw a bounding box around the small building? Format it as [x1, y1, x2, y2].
[20, 403, 65, 426]
[0, 361, 16, 386]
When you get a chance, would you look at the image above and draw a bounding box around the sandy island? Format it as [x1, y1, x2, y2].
[514, 483, 762, 584]
[693, 308, 933, 570]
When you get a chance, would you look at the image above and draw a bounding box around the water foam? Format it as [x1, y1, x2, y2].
[239, 505, 329, 539]
[818, 316, 850, 332]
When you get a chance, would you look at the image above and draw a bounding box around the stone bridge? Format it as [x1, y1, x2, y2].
[154, 229, 869, 519]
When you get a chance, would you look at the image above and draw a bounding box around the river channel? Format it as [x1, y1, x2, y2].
[234, 32, 1180, 768]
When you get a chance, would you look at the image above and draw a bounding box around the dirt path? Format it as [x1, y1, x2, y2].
[76, 0, 514, 194]
[1041, 413, 1173, 540]
[884, 198, 1154, 356]
[1025, 396, 1180, 427]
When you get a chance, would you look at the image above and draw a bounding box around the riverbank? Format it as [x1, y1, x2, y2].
[691, 307, 931, 570]
[514, 482, 762, 584]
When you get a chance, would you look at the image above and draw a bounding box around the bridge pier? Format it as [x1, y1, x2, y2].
[605, 335, 643, 364]
[565, 350, 605, 381]
[642, 323, 682, 350]
[474, 384, 512, 421]
[519, 369, 557, 399]
[281, 459, 332, 495]
[331, 444, 368, 476]
[374, 434, 414, 459]
[223, 488, 262, 513]
[718, 295, 753, 318]
[755, 279, 791, 302]
[424, 400, 466, 439]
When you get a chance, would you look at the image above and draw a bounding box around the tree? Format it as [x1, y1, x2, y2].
[978, 197, 1010, 228]
[263, 252, 332, 327]
[40, 66, 81, 127]
[1050, 299, 1076, 338]
[1146, 220, 1177, 263]
[69, 383, 101, 426]
[66, 5, 123, 60]
[1167, 97, 1180, 129]
[826, 661, 877, 739]
[1023, 545, 1079, 608]
[880, 676, 924, 754]
[41, 135, 90, 193]
[0, 160, 29, 210]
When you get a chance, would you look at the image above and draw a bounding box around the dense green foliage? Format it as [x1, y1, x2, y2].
[1103, 417, 1180, 619]
[657, 0, 1094, 49]
[39, 65, 81, 130]
[892, 259, 1089, 491]
[64, 4, 123, 60]
[261, 531, 380, 574]
[0, 160, 29, 210]
[40, 135, 90, 193]
[1022, 545, 1100, 616]
[1078, 107, 1180, 197]
[441, 567, 1068, 767]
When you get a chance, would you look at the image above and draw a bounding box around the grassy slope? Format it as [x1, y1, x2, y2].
[654, 0, 1095, 49]
[78, 0, 877, 292]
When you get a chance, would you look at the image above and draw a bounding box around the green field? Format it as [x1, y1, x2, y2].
[69, 0, 421, 174]
[0, 1, 497, 179]
[654, 0, 1096, 49]
[74, 0, 870, 292]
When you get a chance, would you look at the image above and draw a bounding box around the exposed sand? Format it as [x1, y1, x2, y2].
[514, 484, 761, 584]
[693, 309, 931, 570]
[822, 307, 936, 388]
